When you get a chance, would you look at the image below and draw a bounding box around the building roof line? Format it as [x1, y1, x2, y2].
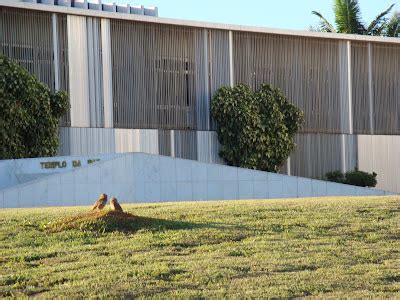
[2, 0, 400, 44]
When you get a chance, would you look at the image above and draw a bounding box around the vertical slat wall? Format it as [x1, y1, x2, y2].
[194, 30, 210, 130]
[158, 130, 172, 156]
[114, 129, 140, 153]
[59, 127, 211, 161]
[58, 127, 70, 156]
[196, 131, 224, 164]
[138, 130, 159, 154]
[87, 17, 104, 128]
[233, 32, 342, 133]
[59, 127, 116, 156]
[372, 43, 400, 135]
[0, 8, 71, 127]
[351, 42, 370, 134]
[0, 8, 54, 88]
[110, 20, 207, 130]
[174, 130, 198, 160]
[58, 14, 71, 126]
[291, 133, 341, 179]
[209, 30, 230, 94]
[290, 133, 357, 179]
[209, 30, 230, 130]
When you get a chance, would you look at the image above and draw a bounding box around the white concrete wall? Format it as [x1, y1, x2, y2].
[0, 153, 395, 208]
[0, 154, 120, 190]
[0, 160, 18, 190]
[358, 135, 400, 193]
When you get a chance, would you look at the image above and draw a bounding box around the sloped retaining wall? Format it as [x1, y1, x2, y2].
[0, 153, 396, 208]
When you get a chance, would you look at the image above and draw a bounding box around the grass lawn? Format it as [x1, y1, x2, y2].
[0, 196, 399, 298]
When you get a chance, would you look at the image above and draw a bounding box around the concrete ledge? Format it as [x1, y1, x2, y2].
[3, 0, 400, 44]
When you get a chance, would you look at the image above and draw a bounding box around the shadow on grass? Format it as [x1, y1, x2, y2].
[45, 210, 224, 233]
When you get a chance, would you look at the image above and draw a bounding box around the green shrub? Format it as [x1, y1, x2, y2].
[345, 169, 377, 188]
[325, 170, 345, 183]
[0, 54, 69, 159]
[325, 169, 377, 187]
[211, 84, 304, 172]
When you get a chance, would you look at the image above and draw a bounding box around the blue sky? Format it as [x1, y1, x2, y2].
[114, 0, 398, 30]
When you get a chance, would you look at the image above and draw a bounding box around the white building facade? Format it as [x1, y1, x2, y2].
[1, 0, 400, 193]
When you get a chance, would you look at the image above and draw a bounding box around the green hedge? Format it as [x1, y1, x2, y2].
[325, 169, 377, 187]
[0, 54, 69, 159]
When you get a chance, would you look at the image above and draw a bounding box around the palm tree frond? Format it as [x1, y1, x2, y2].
[367, 4, 395, 34]
[308, 25, 322, 32]
[311, 1, 399, 37]
[311, 11, 336, 32]
[334, 0, 365, 34]
[385, 12, 400, 37]
[373, 22, 388, 36]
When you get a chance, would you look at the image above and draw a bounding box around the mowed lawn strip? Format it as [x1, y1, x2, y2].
[0, 196, 399, 298]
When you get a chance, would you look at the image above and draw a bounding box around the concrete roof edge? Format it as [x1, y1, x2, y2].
[2, 0, 400, 44]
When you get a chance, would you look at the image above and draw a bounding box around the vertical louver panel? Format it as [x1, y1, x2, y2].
[0, 8, 72, 127]
[290, 133, 356, 179]
[58, 14, 71, 126]
[233, 32, 341, 133]
[59, 127, 116, 156]
[174, 130, 198, 160]
[158, 130, 172, 156]
[372, 43, 400, 135]
[0, 8, 54, 88]
[87, 17, 104, 128]
[196, 131, 223, 164]
[110, 21, 205, 130]
[209, 30, 230, 130]
[351, 42, 370, 134]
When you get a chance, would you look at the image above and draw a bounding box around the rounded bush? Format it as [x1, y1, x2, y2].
[211, 84, 304, 172]
[0, 54, 69, 159]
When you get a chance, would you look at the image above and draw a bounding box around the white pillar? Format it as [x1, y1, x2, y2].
[67, 15, 90, 127]
[339, 41, 353, 173]
[341, 134, 347, 173]
[368, 43, 374, 135]
[101, 18, 114, 128]
[228, 30, 234, 87]
[52, 13, 60, 91]
[347, 41, 353, 135]
[170, 130, 175, 157]
[287, 156, 291, 176]
[87, 17, 96, 127]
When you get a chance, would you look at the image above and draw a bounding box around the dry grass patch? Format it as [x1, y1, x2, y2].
[46, 210, 138, 232]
